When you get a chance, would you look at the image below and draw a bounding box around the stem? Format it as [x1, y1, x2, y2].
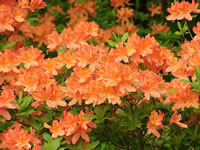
[150, 136, 156, 150]
[185, 21, 193, 39]
[136, 0, 139, 10]
[137, 128, 144, 150]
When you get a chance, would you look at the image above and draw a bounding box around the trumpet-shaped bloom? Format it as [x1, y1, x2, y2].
[147, 110, 164, 138]
[166, 0, 200, 21]
[170, 111, 188, 128]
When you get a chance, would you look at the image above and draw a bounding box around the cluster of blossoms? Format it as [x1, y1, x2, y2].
[44, 108, 96, 144]
[0, 123, 41, 150]
[0, 0, 46, 33]
[166, 0, 200, 21]
[0, 0, 200, 149]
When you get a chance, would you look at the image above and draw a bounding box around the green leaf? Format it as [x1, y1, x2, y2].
[174, 31, 182, 36]
[108, 41, 116, 47]
[28, 118, 42, 131]
[112, 32, 120, 42]
[94, 107, 104, 118]
[179, 79, 193, 86]
[75, 0, 87, 3]
[56, 24, 66, 34]
[0, 117, 6, 122]
[195, 67, 200, 81]
[121, 32, 129, 42]
[100, 143, 107, 150]
[183, 22, 188, 32]
[27, 17, 38, 26]
[18, 91, 23, 104]
[84, 141, 100, 150]
[112, 9, 116, 16]
[177, 21, 182, 31]
[43, 132, 53, 142]
[167, 89, 177, 94]
[0, 41, 16, 50]
[44, 138, 61, 150]
[19, 95, 32, 111]
[17, 108, 34, 116]
[56, 48, 65, 56]
[83, 114, 97, 119]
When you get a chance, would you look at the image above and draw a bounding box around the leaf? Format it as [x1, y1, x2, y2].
[84, 141, 100, 150]
[167, 89, 177, 94]
[94, 107, 104, 118]
[28, 118, 42, 131]
[43, 132, 53, 142]
[177, 22, 182, 31]
[121, 32, 129, 42]
[17, 108, 34, 116]
[83, 114, 97, 119]
[56, 24, 66, 34]
[75, 0, 87, 3]
[19, 95, 32, 111]
[179, 79, 193, 86]
[108, 41, 116, 47]
[112, 32, 120, 42]
[195, 67, 200, 82]
[44, 138, 61, 150]
[56, 48, 65, 56]
[100, 143, 107, 150]
[183, 22, 188, 32]
[0, 41, 16, 51]
[18, 91, 23, 104]
[27, 17, 38, 26]
[174, 31, 182, 36]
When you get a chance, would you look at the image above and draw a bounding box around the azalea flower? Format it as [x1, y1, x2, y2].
[170, 111, 188, 128]
[147, 110, 164, 138]
[166, 0, 200, 21]
[148, 3, 162, 17]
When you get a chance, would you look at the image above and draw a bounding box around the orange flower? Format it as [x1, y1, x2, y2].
[56, 51, 77, 69]
[32, 84, 67, 108]
[74, 21, 99, 37]
[19, 0, 46, 12]
[46, 84, 67, 108]
[136, 70, 165, 100]
[0, 89, 18, 120]
[30, 0, 46, 12]
[193, 22, 200, 40]
[74, 45, 100, 71]
[59, 109, 96, 144]
[13, 6, 28, 22]
[33, 21, 56, 47]
[18, 0, 30, 9]
[148, 3, 162, 17]
[44, 120, 65, 138]
[147, 110, 164, 138]
[15, 68, 40, 92]
[110, 0, 131, 9]
[163, 79, 199, 111]
[60, 28, 80, 49]
[46, 31, 62, 51]
[0, 89, 17, 109]
[170, 111, 188, 128]
[151, 23, 170, 35]
[74, 67, 93, 83]
[112, 42, 131, 63]
[116, 7, 134, 23]
[0, 124, 41, 150]
[17, 47, 42, 69]
[39, 58, 60, 76]
[0, 50, 20, 73]
[0, 5, 14, 32]
[166, 0, 200, 21]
